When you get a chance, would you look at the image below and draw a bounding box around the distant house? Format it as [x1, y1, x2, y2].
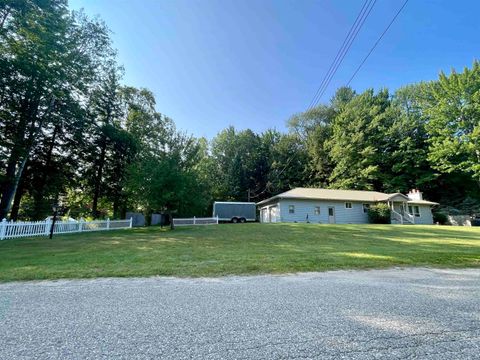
[257, 188, 438, 225]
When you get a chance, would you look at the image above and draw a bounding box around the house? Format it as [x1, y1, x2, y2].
[257, 188, 438, 225]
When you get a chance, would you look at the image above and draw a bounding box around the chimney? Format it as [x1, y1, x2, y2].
[407, 189, 423, 201]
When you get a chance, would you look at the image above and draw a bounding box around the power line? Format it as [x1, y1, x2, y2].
[307, 0, 376, 112]
[249, 152, 297, 201]
[306, 0, 370, 110]
[346, 0, 409, 86]
[309, 0, 376, 110]
[310, 0, 376, 110]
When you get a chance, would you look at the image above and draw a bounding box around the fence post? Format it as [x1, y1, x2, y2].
[216, 215, 219, 224]
[79, 218, 84, 233]
[107, 218, 110, 230]
[129, 217, 133, 228]
[193, 216, 196, 225]
[45, 219, 51, 237]
[0, 218, 6, 240]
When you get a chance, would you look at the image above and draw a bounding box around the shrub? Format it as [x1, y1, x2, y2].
[433, 211, 448, 225]
[367, 203, 391, 224]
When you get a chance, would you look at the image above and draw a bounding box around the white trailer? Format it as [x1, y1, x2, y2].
[212, 202, 256, 223]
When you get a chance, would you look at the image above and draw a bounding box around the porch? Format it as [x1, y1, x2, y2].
[386, 194, 415, 224]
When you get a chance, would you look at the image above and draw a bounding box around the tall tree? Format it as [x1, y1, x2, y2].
[385, 84, 438, 194]
[289, 87, 355, 188]
[327, 89, 393, 190]
[266, 132, 308, 196]
[208, 127, 265, 201]
[0, 1, 112, 218]
[424, 61, 480, 189]
[86, 65, 123, 218]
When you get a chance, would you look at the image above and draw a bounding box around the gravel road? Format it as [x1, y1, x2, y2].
[1, 268, 479, 359]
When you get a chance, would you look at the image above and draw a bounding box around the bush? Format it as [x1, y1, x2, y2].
[433, 212, 448, 225]
[367, 204, 391, 224]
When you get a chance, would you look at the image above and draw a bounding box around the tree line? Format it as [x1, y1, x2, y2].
[1, 1, 479, 221]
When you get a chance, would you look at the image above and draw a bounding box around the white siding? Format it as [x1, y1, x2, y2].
[260, 199, 434, 225]
[411, 204, 434, 225]
[278, 199, 371, 224]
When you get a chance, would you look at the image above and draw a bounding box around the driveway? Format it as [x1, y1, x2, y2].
[1, 268, 479, 359]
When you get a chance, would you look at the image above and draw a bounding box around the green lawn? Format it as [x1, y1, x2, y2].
[0, 223, 479, 282]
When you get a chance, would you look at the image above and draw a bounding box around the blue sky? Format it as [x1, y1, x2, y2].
[69, 0, 480, 138]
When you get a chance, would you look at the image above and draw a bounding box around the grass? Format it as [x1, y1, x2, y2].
[0, 223, 479, 282]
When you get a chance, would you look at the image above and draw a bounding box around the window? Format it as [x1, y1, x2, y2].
[289, 205, 295, 214]
[408, 205, 420, 217]
[413, 205, 420, 217]
[314, 206, 320, 215]
[363, 204, 370, 213]
[345, 202, 352, 209]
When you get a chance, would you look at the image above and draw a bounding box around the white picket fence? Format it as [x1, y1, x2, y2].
[173, 216, 219, 227]
[0, 218, 133, 240]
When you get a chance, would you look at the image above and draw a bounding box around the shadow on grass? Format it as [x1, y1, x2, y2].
[0, 223, 479, 281]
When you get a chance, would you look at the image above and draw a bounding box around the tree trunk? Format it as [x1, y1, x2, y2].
[10, 176, 26, 221]
[32, 124, 60, 219]
[120, 204, 127, 220]
[113, 197, 121, 220]
[0, 97, 53, 219]
[0, 158, 18, 219]
[0, 102, 28, 219]
[92, 134, 107, 219]
[0, 8, 11, 30]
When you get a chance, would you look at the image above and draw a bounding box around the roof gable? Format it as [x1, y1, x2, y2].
[386, 193, 410, 201]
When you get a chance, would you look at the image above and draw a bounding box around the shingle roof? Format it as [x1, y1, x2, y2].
[256, 187, 438, 206]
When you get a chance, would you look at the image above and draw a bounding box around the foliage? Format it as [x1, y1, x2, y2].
[367, 204, 391, 224]
[328, 89, 393, 190]
[423, 61, 480, 186]
[432, 211, 448, 225]
[0, 1, 113, 219]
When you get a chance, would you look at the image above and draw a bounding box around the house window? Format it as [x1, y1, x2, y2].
[314, 206, 320, 215]
[289, 205, 295, 214]
[408, 205, 420, 217]
[413, 206, 420, 217]
[345, 202, 352, 209]
[363, 204, 370, 213]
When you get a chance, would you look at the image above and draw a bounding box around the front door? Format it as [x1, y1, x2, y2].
[328, 207, 335, 224]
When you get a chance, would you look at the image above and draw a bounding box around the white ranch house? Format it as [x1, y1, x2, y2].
[257, 188, 438, 225]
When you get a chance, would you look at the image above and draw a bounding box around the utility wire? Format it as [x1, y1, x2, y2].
[309, 0, 376, 110]
[306, 0, 369, 110]
[254, 0, 409, 201]
[249, 154, 296, 201]
[307, 0, 376, 112]
[346, 0, 409, 86]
